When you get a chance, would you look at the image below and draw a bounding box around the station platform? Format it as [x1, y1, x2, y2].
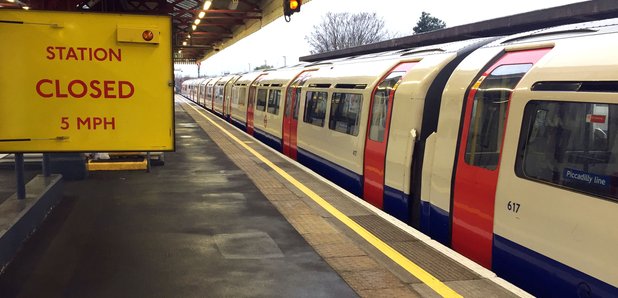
[0, 96, 529, 297]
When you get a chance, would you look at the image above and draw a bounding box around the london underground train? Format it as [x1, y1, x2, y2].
[182, 20, 618, 297]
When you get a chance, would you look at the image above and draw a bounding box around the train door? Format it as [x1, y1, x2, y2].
[363, 62, 418, 208]
[452, 48, 551, 269]
[247, 74, 267, 135]
[210, 79, 220, 111]
[223, 77, 238, 122]
[283, 70, 315, 159]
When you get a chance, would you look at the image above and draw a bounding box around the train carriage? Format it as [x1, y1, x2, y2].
[295, 58, 404, 198]
[204, 77, 219, 111]
[223, 75, 241, 121]
[250, 67, 306, 152]
[230, 71, 268, 132]
[213, 74, 239, 118]
[424, 20, 618, 296]
[197, 77, 211, 107]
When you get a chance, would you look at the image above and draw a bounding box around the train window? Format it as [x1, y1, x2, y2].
[293, 88, 302, 120]
[267, 89, 281, 115]
[231, 87, 238, 105]
[238, 88, 246, 106]
[329, 93, 362, 136]
[256, 89, 267, 111]
[303, 91, 328, 127]
[369, 71, 404, 142]
[285, 89, 293, 117]
[215, 87, 224, 104]
[516, 101, 618, 200]
[464, 63, 532, 170]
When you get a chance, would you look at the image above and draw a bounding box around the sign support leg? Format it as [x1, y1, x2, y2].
[15, 153, 25, 200]
[42, 153, 51, 177]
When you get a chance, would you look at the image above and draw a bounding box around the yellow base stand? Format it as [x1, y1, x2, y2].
[87, 158, 148, 171]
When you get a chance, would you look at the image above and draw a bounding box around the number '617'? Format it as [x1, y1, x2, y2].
[507, 201, 521, 213]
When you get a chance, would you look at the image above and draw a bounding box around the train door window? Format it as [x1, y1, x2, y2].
[329, 93, 362, 136]
[232, 87, 239, 105]
[267, 89, 281, 115]
[216, 86, 224, 104]
[256, 88, 268, 111]
[238, 88, 246, 106]
[285, 89, 293, 117]
[516, 101, 618, 200]
[293, 88, 302, 120]
[303, 91, 328, 127]
[464, 64, 532, 170]
[368, 71, 405, 141]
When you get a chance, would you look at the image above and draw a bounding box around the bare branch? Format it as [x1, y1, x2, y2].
[305, 12, 391, 54]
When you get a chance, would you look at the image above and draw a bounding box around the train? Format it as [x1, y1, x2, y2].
[181, 19, 618, 297]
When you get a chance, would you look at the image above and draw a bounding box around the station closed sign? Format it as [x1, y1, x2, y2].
[0, 10, 174, 152]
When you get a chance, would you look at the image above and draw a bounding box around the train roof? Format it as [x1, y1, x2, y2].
[478, 18, 618, 49]
[215, 74, 240, 85]
[234, 71, 268, 85]
[300, 37, 496, 89]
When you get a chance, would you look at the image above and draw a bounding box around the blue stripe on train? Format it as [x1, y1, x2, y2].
[253, 128, 282, 152]
[297, 148, 363, 198]
[230, 117, 247, 132]
[420, 201, 451, 247]
[383, 186, 409, 222]
[493, 234, 617, 298]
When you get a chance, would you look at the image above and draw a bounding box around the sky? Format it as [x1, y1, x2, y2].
[175, 0, 588, 78]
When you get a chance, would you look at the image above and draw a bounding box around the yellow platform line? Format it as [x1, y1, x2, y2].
[184, 100, 462, 298]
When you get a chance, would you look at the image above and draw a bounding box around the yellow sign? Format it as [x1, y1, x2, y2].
[0, 10, 174, 152]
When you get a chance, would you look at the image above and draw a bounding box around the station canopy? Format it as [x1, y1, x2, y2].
[0, 0, 288, 63]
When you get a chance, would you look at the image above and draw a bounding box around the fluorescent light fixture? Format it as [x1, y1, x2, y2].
[202, 0, 212, 10]
[198, 11, 205, 19]
[194, 19, 201, 25]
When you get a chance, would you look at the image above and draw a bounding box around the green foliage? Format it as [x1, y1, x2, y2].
[413, 12, 446, 34]
[254, 64, 273, 70]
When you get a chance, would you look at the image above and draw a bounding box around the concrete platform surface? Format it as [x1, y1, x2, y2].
[179, 97, 527, 298]
[0, 103, 356, 298]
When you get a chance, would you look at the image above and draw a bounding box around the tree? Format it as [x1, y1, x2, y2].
[413, 12, 446, 34]
[305, 12, 392, 54]
[254, 64, 272, 70]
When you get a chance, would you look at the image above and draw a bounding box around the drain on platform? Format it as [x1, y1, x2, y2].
[214, 231, 284, 259]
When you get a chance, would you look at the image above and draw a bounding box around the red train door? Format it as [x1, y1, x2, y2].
[452, 48, 551, 269]
[283, 70, 315, 159]
[363, 62, 418, 208]
[247, 74, 266, 135]
[247, 85, 256, 135]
